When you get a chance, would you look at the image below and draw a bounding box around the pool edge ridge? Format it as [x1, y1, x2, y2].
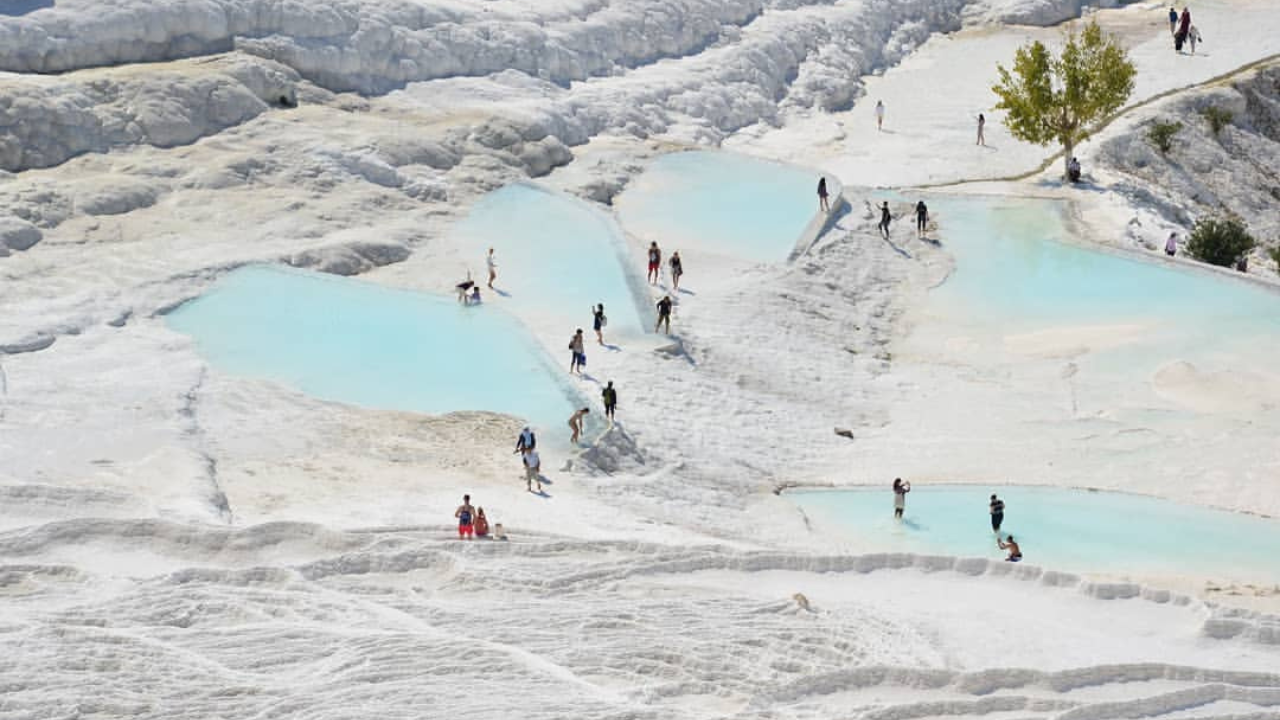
[789, 173, 847, 263]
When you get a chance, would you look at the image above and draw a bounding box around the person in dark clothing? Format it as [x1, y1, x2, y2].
[669, 252, 684, 292]
[1168, 6, 1178, 35]
[915, 200, 929, 238]
[989, 494, 1005, 533]
[593, 303, 607, 345]
[602, 381, 617, 420]
[817, 177, 830, 212]
[1175, 7, 1191, 51]
[655, 295, 673, 334]
[878, 201, 892, 239]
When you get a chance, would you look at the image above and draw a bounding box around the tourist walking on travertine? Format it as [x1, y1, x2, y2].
[1187, 24, 1202, 54]
[569, 329, 586, 374]
[593, 303, 607, 345]
[515, 425, 536, 455]
[523, 449, 542, 492]
[1174, 7, 1191, 52]
[602, 381, 617, 421]
[1165, 232, 1178, 257]
[1168, 7, 1178, 35]
[655, 295, 673, 334]
[976, 113, 986, 146]
[669, 251, 684, 292]
[875, 100, 885, 131]
[915, 200, 929, 238]
[878, 201, 892, 239]
[456, 494, 476, 539]
[486, 247, 497, 289]
[569, 407, 590, 444]
[892, 478, 911, 520]
[647, 241, 662, 284]
[818, 177, 830, 212]
[989, 494, 1005, 533]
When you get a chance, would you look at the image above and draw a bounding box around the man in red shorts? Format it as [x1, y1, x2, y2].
[647, 241, 662, 284]
[455, 494, 476, 539]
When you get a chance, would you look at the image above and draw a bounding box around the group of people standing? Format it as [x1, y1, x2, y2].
[1169, 6, 1202, 54]
[891, 480, 1023, 561]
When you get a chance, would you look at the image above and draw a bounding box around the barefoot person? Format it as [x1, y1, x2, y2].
[474, 508, 490, 538]
[455, 494, 476, 539]
[875, 100, 885, 131]
[976, 112, 986, 146]
[523, 449, 542, 492]
[515, 426, 536, 455]
[593, 304, 607, 345]
[998, 534, 1023, 562]
[569, 329, 586, 374]
[647, 242, 662, 284]
[1165, 232, 1178, 257]
[602, 381, 617, 421]
[892, 478, 911, 520]
[655, 295, 673, 334]
[669, 251, 684, 292]
[915, 200, 928, 239]
[569, 407, 590, 444]
[989, 494, 1005, 533]
[455, 272, 475, 303]
[817, 177, 830, 212]
[486, 248, 497, 289]
[878, 201, 892, 239]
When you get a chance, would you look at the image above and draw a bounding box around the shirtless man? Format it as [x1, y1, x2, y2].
[569, 407, 590, 444]
[455, 494, 476, 539]
[647, 242, 662, 284]
[998, 535, 1022, 562]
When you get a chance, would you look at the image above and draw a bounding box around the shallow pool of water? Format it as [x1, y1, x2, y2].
[616, 151, 822, 263]
[167, 265, 578, 427]
[453, 183, 648, 332]
[792, 486, 1280, 582]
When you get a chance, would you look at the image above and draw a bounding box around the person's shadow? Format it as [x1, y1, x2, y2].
[492, 288, 512, 298]
[678, 288, 696, 296]
[602, 343, 622, 352]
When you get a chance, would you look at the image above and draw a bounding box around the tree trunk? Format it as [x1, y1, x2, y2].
[1062, 138, 1074, 182]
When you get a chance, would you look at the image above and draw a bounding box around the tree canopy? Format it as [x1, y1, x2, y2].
[992, 20, 1136, 179]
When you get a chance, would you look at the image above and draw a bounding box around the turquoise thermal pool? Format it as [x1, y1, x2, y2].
[166, 265, 577, 427]
[616, 150, 823, 263]
[453, 183, 648, 332]
[791, 486, 1280, 582]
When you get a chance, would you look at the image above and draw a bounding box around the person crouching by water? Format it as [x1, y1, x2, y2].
[892, 477, 911, 520]
[998, 534, 1022, 562]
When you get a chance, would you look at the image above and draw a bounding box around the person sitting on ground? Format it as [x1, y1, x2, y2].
[523, 449, 542, 493]
[474, 508, 490, 538]
[455, 272, 475, 303]
[469, 285, 481, 305]
[569, 407, 590, 444]
[998, 535, 1022, 562]
[1067, 157, 1082, 183]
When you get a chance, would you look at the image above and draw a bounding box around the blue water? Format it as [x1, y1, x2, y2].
[616, 151, 822, 263]
[452, 183, 647, 333]
[792, 486, 1280, 581]
[166, 265, 577, 428]
[924, 196, 1280, 358]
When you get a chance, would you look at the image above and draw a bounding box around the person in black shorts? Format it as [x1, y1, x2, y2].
[998, 535, 1022, 562]
[878, 201, 892, 239]
[602, 381, 617, 421]
[989, 494, 1005, 533]
[915, 200, 928, 238]
[592, 303, 606, 345]
[655, 295, 672, 334]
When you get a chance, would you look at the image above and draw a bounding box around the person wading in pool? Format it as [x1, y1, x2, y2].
[817, 177, 830, 213]
[569, 407, 590, 444]
[655, 295, 673, 334]
[455, 494, 476, 539]
[989, 494, 1005, 533]
[592, 304, 607, 345]
[892, 478, 911, 520]
[669, 251, 684, 292]
[998, 534, 1022, 562]
[602, 381, 618, 422]
[647, 242, 662, 285]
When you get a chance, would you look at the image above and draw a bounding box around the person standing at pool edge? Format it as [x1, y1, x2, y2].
[593, 304, 607, 345]
[569, 328, 586, 374]
[915, 200, 928, 239]
[1165, 232, 1177, 257]
[647, 242, 662, 284]
[817, 177, 829, 213]
[878, 201, 892, 239]
[569, 407, 590, 444]
[656, 295, 673, 334]
[486, 248, 497, 289]
[602, 381, 617, 421]
[455, 494, 475, 539]
[892, 478, 911, 520]
[989, 494, 1005, 533]
[669, 251, 684, 292]
[875, 100, 885, 131]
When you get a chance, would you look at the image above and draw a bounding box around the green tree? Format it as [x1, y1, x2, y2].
[1267, 245, 1280, 273]
[1186, 216, 1256, 267]
[992, 20, 1136, 180]
[1146, 120, 1182, 154]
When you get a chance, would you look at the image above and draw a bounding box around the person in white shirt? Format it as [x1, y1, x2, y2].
[523, 449, 542, 492]
[875, 100, 885, 131]
[486, 248, 497, 289]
